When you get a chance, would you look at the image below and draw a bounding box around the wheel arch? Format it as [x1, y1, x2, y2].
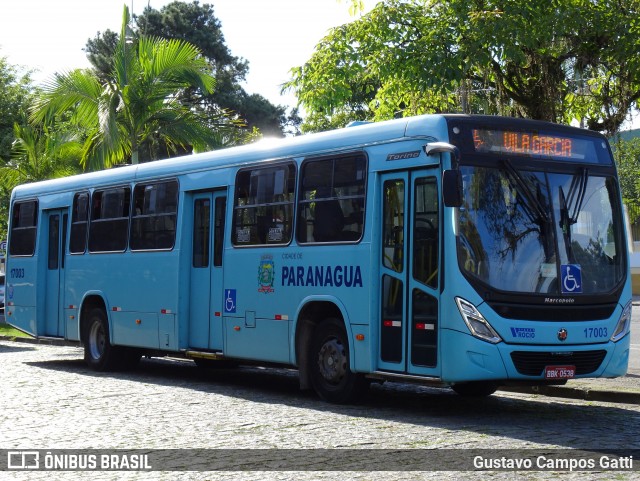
[294, 296, 352, 390]
[78, 292, 109, 344]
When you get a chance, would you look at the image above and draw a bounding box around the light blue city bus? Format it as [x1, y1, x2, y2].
[5, 114, 632, 402]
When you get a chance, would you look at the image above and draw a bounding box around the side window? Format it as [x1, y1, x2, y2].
[232, 163, 295, 246]
[130, 180, 178, 251]
[9, 200, 38, 256]
[70, 192, 89, 254]
[297, 153, 366, 243]
[89, 187, 131, 252]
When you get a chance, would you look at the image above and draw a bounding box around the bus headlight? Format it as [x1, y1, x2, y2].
[610, 301, 632, 342]
[455, 297, 502, 344]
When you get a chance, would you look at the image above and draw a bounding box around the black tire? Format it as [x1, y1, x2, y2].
[451, 381, 498, 397]
[83, 308, 122, 371]
[308, 318, 369, 403]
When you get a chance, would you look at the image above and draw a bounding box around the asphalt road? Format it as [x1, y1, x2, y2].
[1, 340, 639, 481]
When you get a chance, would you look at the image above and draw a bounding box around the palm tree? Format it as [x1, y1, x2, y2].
[31, 5, 235, 171]
[0, 123, 81, 190]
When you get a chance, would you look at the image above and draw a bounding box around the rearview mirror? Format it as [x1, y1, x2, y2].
[442, 170, 463, 207]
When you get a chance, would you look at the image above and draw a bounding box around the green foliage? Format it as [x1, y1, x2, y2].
[2, 123, 81, 189]
[287, 0, 640, 134]
[0, 123, 81, 240]
[611, 137, 640, 205]
[32, 5, 239, 171]
[0, 324, 31, 338]
[0, 58, 34, 163]
[85, 1, 295, 137]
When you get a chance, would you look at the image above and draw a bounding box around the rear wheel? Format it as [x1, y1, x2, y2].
[83, 308, 122, 371]
[309, 318, 369, 403]
[451, 381, 498, 397]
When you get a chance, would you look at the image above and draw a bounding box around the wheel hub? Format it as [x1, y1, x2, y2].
[318, 338, 347, 384]
[88, 322, 106, 360]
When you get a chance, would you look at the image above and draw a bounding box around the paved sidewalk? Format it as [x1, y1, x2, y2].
[1, 332, 638, 405]
[500, 370, 640, 404]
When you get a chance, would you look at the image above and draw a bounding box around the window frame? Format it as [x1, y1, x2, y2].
[69, 191, 90, 255]
[296, 152, 368, 245]
[231, 161, 297, 247]
[88, 185, 132, 253]
[130, 179, 179, 252]
[9, 199, 39, 257]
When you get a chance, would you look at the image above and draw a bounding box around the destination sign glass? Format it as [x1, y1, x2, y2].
[471, 128, 610, 164]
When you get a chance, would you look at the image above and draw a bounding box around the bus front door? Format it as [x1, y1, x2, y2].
[379, 170, 441, 377]
[189, 191, 226, 350]
[43, 209, 68, 337]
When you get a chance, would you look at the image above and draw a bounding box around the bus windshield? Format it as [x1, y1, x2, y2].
[457, 164, 625, 296]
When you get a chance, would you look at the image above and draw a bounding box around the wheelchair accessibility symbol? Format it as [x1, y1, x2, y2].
[224, 289, 236, 313]
[560, 264, 582, 294]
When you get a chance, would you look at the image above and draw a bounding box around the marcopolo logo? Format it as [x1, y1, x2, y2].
[510, 327, 536, 339]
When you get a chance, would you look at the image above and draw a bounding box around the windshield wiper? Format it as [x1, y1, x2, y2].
[502, 159, 550, 224]
[559, 168, 589, 257]
[559, 168, 589, 228]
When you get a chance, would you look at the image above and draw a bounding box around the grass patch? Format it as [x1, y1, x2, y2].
[0, 323, 31, 338]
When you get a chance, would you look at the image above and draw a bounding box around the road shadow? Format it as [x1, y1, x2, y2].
[0, 341, 37, 354]
[26, 355, 640, 451]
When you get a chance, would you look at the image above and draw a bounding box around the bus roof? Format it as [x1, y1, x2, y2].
[10, 114, 452, 200]
[10, 114, 605, 200]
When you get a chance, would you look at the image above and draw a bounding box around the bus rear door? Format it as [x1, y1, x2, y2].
[379, 170, 441, 377]
[43, 208, 68, 337]
[189, 191, 226, 350]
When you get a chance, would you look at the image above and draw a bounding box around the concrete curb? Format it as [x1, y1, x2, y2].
[2, 335, 638, 405]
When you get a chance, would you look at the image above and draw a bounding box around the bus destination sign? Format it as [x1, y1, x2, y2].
[472, 128, 581, 160]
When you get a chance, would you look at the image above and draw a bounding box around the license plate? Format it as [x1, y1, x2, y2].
[544, 365, 576, 379]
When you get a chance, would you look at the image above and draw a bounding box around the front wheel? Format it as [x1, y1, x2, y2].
[308, 318, 369, 403]
[83, 308, 122, 371]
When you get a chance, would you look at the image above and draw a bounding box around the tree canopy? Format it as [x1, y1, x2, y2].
[0, 58, 34, 162]
[286, 0, 640, 135]
[32, 5, 236, 170]
[86, 1, 295, 137]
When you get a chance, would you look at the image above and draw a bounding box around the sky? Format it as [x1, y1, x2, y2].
[0, 0, 378, 111]
[1, 1, 638, 130]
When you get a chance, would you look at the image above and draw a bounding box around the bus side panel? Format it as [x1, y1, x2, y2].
[112, 311, 160, 349]
[65, 251, 180, 350]
[6, 256, 39, 336]
[223, 316, 290, 363]
[223, 247, 371, 366]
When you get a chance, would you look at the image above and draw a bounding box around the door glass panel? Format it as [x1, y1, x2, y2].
[193, 199, 210, 268]
[411, 289, 438, 367]
[213, 197, 226, 267]
[61, 214, 68, 269]
[413, 178, 439, 288]
[382, 180, 404, 272]
[381, 275, 404, 363]
[48, 215, 59, 270]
